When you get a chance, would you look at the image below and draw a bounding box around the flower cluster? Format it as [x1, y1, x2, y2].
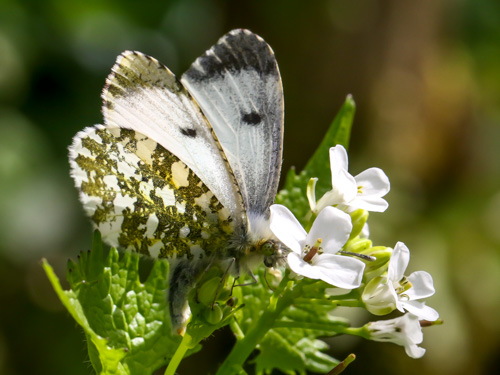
[270, 145, 439, 358]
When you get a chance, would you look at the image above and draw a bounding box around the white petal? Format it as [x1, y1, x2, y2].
[329, 145, 349, 175]
[316, 174, 357, 212]
[361, 222, 370, 238]
[270, 205, 307, 254]
[354, 168, 390, 197]
[287, 252, 322, 279]
[315, 189, 345, 210]
[401, 314, 424, 343]
[401, 300, 440, 321]
[388, 242, 410, 282]
[325, 287, 353, 296]
[348, 195, 389, 212]
[405, 343, 426, 359]
[406, 271, 435, 299]
[307, 206, 352, 253]
[312, 254, 365, 288]
[328, 146, 357, 202]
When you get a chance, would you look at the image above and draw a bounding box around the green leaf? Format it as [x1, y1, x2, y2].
[303, 94, 355, 198]
[43, 231, 185, 375]
[276, 95, 356, 224]
[234, 273, 341, 375]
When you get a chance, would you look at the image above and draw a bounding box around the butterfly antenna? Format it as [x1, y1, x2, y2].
[338, 250, 376, 262]
[233, 270, 258, 287]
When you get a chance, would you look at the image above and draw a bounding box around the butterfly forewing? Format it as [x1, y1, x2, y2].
[101, 51, 245, 224]
[69, 125, 235, 259]
[181, 29, 284, 220]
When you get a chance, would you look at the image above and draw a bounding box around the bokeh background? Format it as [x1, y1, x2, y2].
[1, 0, 499, 374]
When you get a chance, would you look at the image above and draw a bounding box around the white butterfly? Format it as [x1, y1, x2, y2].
[69, 29, 284, 333]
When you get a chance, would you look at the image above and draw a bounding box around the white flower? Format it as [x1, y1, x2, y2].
[269, 204, 365, 289]
[309, 145, 390, 213]
[367, 314, 426, 358]
[362, 242, 439, 321]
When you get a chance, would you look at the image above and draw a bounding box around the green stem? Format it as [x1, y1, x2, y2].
[294, 298, 362, 307]
[272, 321, 349, 332]
[230, 318, 245, 341]
[216, 276, 297, 375]
[334, 326, 368, 338]
[164, 333, 192, 375]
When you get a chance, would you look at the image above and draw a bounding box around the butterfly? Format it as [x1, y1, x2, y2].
[69, 29, 284, 334]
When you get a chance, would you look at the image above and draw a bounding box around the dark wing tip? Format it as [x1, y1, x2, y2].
[183, 29, 278, 83]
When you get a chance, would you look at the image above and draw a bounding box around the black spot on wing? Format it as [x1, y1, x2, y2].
[184, 29, 278, 82]
[180, 128, 197, 138]
[241, 111, 262, 125]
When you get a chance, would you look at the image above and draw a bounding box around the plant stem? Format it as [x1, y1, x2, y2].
[216, 277, 297, 375]
[164, 333, 192, 375]
[294, 298, 362, 307]
[272, 321, 349, 332]
[230, 318, 245, 341]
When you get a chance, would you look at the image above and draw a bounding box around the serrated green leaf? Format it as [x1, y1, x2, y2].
[234, 273, 340, 375]
[254, 330, 306, 375]
[275, 96, 355, 224]
[43, 231, 185, 375]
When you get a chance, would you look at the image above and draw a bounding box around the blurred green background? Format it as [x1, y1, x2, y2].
[1, 0, 499, 374]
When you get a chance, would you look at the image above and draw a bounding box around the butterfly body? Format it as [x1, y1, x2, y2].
[69, 29, 284, 333]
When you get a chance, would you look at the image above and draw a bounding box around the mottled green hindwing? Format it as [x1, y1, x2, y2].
[70, 125, 235, 260]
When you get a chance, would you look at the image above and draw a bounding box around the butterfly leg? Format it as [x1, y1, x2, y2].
[210, 257, 235, 310]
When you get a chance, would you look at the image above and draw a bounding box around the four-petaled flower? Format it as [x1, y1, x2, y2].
[269, 204, 365, 289]
[366, 314, 426, 358]
[362, 242, 439, 321]
[308, 145, 390, 213]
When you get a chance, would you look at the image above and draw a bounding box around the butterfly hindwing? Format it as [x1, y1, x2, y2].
[101, 51, 245, 224]
[181, 29, 284, 220]
[69, 125, 235, 260]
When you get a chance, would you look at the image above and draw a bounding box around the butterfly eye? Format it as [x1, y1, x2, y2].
[260, 240, 277, 257]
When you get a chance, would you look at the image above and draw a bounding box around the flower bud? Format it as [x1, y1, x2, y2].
[198, 277, 223, 306]
[344, 238, 372, 254]
[348, 209, 369, 240]
[361, 275, 396, 315]
[204, 304, 224, 325]
[362, 247, 392, 280]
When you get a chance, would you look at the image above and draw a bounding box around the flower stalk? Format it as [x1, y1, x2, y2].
[216, 274, 300, 375]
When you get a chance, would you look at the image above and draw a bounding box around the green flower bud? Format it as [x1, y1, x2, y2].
[204, 304, 224, 325]
[306, 177, 319, 212]
[344, 238, 372, 254]
[198, 277, 223, 306]
[362, 275, 397, 315]
[363, 247, 392, 280]
[349, 209, 369, 240]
